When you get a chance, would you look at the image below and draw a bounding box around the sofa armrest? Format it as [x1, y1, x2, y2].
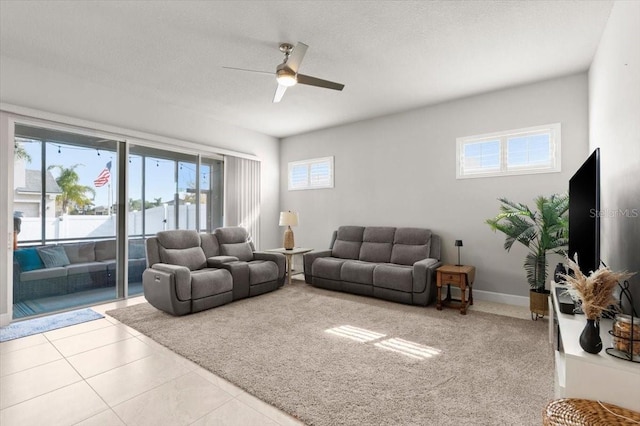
[207, 256, 239, 267]
[253, 252, 286, 282]
[303, 250, 332, 283]
[150, 263, 192, 300]
[412, 258, 442, 305]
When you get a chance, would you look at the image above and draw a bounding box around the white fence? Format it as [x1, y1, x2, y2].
[17, 205, 206, 242]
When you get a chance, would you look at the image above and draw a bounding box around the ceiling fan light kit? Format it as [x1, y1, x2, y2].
[224, 41, 345, 103]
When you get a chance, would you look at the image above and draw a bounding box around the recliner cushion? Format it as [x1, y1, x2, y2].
[247, 260, 278, 284]
[214, 227, 249, 244]
[190, 268, 233, 299]
[157, 230, 201, 250]
[341, 260, 375, 284]
[220, 243, 253, 262]
[159, 246, 207, 271]
[373, 264, 413, 292]
[313, 257, 347, 280]
[390, 228, 432, 265]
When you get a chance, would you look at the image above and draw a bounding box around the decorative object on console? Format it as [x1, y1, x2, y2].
[454, 240, 463, 266]
[279, 211, 298, 250]
[607, 280, 640, 363]
[553, 262, 567, 284]
[486, 194, 569, 320]
[562, 255, 635, 354]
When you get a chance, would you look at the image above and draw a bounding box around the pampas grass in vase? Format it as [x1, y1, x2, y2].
[562, 256, 634, 320]
[562, 255, 635, 354]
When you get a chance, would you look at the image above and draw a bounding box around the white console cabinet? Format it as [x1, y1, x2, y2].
[549, 282, 640, 411]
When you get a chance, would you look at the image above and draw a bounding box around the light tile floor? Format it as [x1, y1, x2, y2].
[0, 279, 535, 426]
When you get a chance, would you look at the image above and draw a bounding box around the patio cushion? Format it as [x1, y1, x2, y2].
[66, 262, 107, 276]
[37, 245, 71, 268]
[64, 242, 96, 264]
[14, 248, 44, 272]
[95, 240, 116, 261]
[20, 266, 68, 282]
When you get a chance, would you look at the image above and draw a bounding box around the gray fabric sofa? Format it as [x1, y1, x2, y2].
[303, 226, 442, 306]
[143, 228, 285, 316]
[13, 239, 146, 302]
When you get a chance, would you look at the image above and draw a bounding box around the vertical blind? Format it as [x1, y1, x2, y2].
[224, 156, 261, 249]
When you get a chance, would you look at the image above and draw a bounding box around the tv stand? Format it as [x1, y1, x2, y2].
[550, 282, 640, 411]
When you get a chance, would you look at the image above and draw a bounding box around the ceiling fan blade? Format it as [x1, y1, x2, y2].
[297, 74, 345, 91]
[222, 66, 273, 75]
[286, 42, 308, 73]
[273, 84, 287, 103]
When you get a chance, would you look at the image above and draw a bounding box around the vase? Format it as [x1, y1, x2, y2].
[579, 318, 602, 354]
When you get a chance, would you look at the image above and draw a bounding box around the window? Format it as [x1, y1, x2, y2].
[456, 123, 561, 179]
[288, 156, 334, 190]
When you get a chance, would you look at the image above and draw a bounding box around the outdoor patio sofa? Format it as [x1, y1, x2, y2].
[143, 227, 286, 315]
[303, 226, 442, 306]
[13, 239, 146, 302]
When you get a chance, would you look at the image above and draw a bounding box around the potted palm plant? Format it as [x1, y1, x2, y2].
[486, 194, 569, 320]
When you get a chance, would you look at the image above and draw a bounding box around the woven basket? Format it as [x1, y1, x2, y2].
[543, 398, 640, 425]
[530, 289, 550, 316]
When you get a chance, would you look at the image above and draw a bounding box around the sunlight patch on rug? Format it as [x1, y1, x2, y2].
[324, 325, 386, 342]
[374, 337, 441, 360]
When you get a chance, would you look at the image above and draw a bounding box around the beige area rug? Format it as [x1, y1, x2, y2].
[107, 280, 553, 425]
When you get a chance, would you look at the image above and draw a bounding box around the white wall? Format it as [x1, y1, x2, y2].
[588, 0, 640, 314]
[0, 57, 281, 323]
[281, 74, 589, 299]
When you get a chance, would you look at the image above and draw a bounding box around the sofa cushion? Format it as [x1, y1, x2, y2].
[200, 233, 220, 258]
[20, 266, 67, 282]
[394, 228, 432, 246]
[313, 257, 347, 280]
[373, 264, 413, 292]
[37, 245, 71, 268]
[332, 240, 362, 260]
[336, 226, 365, 242]
[128, 240, 146, 259]
[363, 226, 396, 243]
[214, 227, 249, 244]
[64, 242, 96, 264]
[341, 260, 375, 285]
[157, 230, 200, 250]
[66, 262, 107, 276]
[220, 242, 253, 262]
[95, 240, 116, 261]
[247, 260, 278, 285]
[359, 242, 393, 263]
[14, 248, 44, 272]
[190, 268, 233, 299]
[159, 246, 207, 271]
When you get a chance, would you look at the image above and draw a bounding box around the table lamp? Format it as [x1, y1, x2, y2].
[455, 240, 463, 266]
[279, 211, 298, 250]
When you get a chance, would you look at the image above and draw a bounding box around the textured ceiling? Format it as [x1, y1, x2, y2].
[0, 1, 613, 138]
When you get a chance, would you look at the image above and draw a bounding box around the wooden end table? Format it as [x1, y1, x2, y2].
[265, 247, 313, 285]
[436, 264, 476, 315]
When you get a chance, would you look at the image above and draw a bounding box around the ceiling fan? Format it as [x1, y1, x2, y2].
[223, 42, 345, 103]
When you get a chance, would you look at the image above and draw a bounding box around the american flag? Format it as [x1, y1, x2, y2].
[94, 161, 111, 187]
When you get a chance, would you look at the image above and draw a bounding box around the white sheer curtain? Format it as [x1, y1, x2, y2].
[224, 156, 261, 249]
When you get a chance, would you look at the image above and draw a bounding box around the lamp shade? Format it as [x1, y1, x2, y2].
[455, 240, 463, 247]
[279, 211, 299, 227]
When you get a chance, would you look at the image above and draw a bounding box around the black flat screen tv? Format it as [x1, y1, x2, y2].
[568, 148, 600, 275]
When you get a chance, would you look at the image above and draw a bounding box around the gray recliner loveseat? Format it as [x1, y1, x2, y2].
[303, 226, 442, 306]
[143, 228, 285, 315]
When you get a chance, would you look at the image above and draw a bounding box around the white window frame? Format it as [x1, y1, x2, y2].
[288, 156, 334, 190]
[456, 123, 561, 179]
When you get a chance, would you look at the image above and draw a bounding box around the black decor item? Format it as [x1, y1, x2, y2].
[580, 318, 603, 354]
[455, 240, 463, 266]
[554, 263, 567, 284]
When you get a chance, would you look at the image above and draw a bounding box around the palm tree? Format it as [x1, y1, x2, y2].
[48, 164, 96, 215]
[486, 194, 569, 292]
[14, 142, 32, 162]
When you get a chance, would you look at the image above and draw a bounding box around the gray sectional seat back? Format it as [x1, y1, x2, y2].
[143, 228, 285, 316]
[13, 239, 146, 302]
[304, 226, 442, 305]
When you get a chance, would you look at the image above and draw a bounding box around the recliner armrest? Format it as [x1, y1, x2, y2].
[148, 263, 192, 301]
[218, 261, 251, 300]
[412, 258, 442, 296]
[207, 256, 239, 267]
[253, 252, 286, 281]
[303, 250, 333, 283]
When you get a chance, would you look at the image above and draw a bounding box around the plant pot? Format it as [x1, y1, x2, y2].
[530, 289, 550, 321]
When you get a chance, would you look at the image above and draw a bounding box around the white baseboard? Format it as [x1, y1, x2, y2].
[444, 287, 529, 307]
[472, 289, 529, 307]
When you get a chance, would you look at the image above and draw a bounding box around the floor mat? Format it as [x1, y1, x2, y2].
[0, 308, 104, 342]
